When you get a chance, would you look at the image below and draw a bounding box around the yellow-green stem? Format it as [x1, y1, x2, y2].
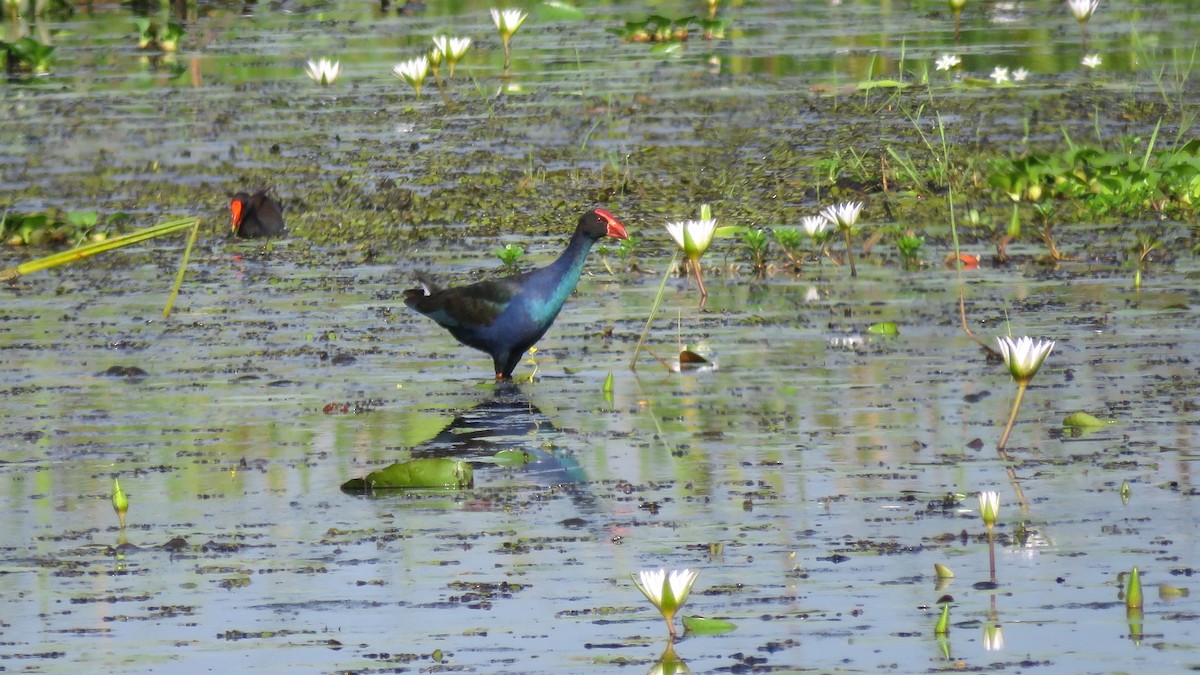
[843, 226, 857, 278]
[161, 217, 201, 318]
[987, 527, 997, 583]
[630, 251, 680, 371]
[997, 380, 1027, 450]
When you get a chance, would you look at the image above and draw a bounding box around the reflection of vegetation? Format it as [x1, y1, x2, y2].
[134, 18, 183, 52]
[610, 15, 727, 43]
[1, 36, 54, 75]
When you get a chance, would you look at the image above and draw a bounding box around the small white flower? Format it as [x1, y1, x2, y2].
[432, 36, 472, 77]
[632, 568, 699, 637]
[665, 219, 717, 260]
[978, 490, 1000, 528]
[995, 336, 1055, 382]
[819, 201, 863, 230]
[304, 58, 341, 85]
[1081, 53, 1102, 69]
[1012, 67, 1029, 82]
[990, 66, 1010, 84]
[801, 215, 829, 237]
[491, 8, 528, 39]
[935, 54, 961, 71]
[393, 56, 430, 95]
[1067, 0, 1099, 22]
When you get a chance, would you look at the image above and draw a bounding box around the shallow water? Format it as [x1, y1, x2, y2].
[3, 0, 1200, 672]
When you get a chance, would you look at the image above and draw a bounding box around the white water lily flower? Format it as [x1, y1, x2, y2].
[432, 36, 472, 76]
[978, 490, 999, 528]
[1012, 67, 1029, 82]
[989, 66, 1010, 84]
[819, 201, 863, 230]
[491, 8, 528, 40]
[1067, 0, 1099, 22]
[802, 215, 829, 237]
[995, 336, 1055, 382]
[632, 568, 699, 637]
[393, 56, 430, 96]
[305, 58, 341, 85]
[666, 219, 717, 261]
[1081, 53, 1102, 69]
[935, 54, 961, 71]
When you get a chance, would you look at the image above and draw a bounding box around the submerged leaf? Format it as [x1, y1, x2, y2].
[341, 458, 473, 493]
[681, 615, 736, 635]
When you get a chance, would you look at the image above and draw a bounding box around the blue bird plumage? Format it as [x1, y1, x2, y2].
[404, 208, 628, 379]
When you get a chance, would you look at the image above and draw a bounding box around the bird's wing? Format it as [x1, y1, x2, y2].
[405, 278, 518, 329]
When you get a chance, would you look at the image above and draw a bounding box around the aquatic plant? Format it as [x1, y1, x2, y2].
[393, 56, 429, 97]
[112, 478, 128, 529]
[665, 206, 717, 305]
[738, 228, 769, 276]
[0, 36, 54, 75]
[134, 19, 184, 53]
[947, 0, 965, 41]
[632, 568, 699, 639]
[978, 490, 998, 530]
[934, 54, 960, 72]
[1081, 53, 1102, 69]
[1011, 67, 1029, 82]
[989, 66, 1010, 84]
[496, 242, 524, 270]
[431, 35, 471, 78]
[305, 57, 341, 85]
[819, 201, 864, 278]
[894, 230, 924, 270]
[1126, 566, 1143, 609]
[491, 8, 527, 72]
[934, 603, 950, 634]
[995, 336, 1055, 450]
[1131, 230, 1161, 290]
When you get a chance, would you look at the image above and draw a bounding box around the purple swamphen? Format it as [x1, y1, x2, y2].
[404, 208, 628, 379]
[230, 190, 286, 238]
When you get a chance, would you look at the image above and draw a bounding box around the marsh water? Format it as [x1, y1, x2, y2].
[3, 0, 1200, 672]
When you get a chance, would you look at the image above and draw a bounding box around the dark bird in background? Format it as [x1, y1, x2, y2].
[230, 189, 286, 238]
[404, 208, 628, 379]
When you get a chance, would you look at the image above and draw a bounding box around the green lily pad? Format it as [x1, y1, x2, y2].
[1063, 412, 1117, 429]
[682, 615, 736, 635]
[536, 0, 585, 21]
[867, 321, 899, 336]
[341, 458, 473, 493]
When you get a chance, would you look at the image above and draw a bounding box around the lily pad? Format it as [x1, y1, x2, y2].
[536, 0, 585, 21]
[1062, 412, 1117, 430]
[341, 458, 473, 493]
[867, 321, 899, 336]
[682, 615, 737, 635]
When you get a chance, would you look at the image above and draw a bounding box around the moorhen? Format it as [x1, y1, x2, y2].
[404, 208, 628, 379]
[230, 189, 286, 238]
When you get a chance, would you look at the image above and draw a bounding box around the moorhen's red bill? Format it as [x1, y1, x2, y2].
[230, 189, 286, 238]
[404, 208, 628, 379]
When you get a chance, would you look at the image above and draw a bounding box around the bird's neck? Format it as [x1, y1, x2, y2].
[531, 232, 595, 317]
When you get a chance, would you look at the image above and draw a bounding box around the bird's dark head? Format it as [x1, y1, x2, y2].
[581, 208, 628, 241]
[229, 192, 252, 234]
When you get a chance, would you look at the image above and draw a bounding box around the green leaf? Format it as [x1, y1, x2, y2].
[866, 321, 898, 336]
[341, 458, 473, 493]
[494, 449, 536, 467]
[1062, 412, 1117, 429]
[66, 210, 99, 227]
[535, 0, 585, 21]
[681, 615, 737, 635]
